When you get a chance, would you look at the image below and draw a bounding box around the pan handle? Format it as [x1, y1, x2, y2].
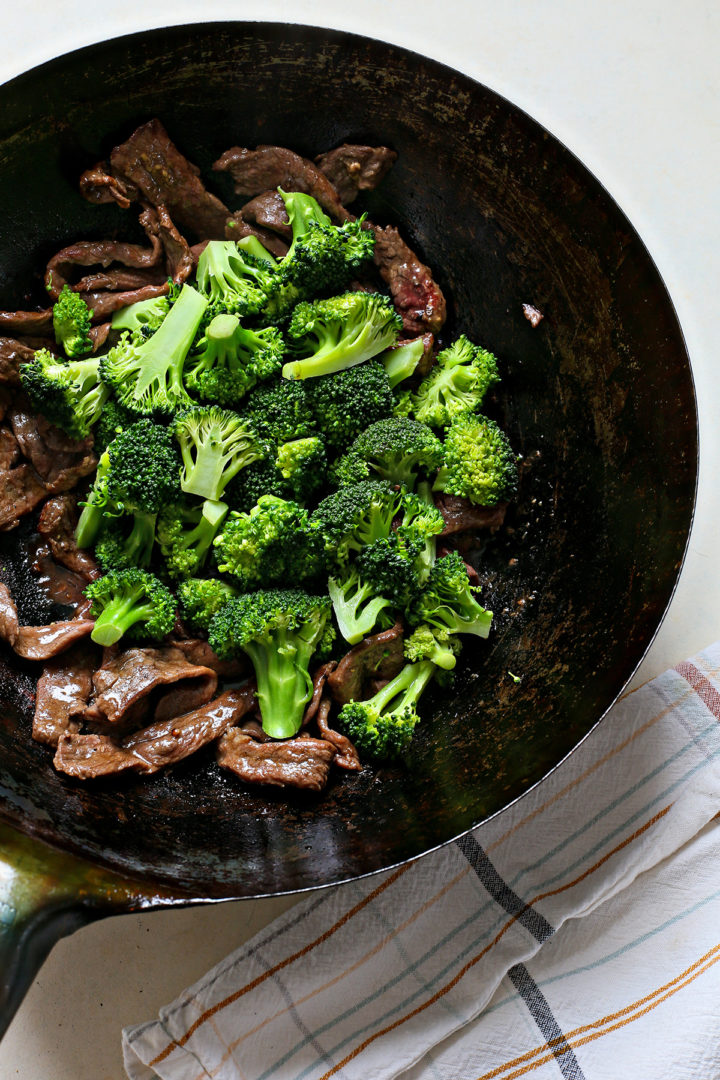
[0, 821, 187, 1040]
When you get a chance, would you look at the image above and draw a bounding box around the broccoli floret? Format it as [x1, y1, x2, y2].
[20, 349, 110, 439]
[209, 589, 332, 738]
[393, 388, 415, 418]
[184, 312, 284, 406]
[304, 361, 394, 451]
[242, 378, 317, 445]
[173, 405, 267, 502]
[195, 241, 272, 317]
[275, 437, 327, 502]
[93, 399, 136, 454]
[157, 497, 229, 579]
[311, 480, 404, 565]
[408, 550, 493, 641]
[378, 337, 426, 389]
[85, 568, 177, 647]
[433, 413, 518, 506]
[225, 457, 288, 511]
[110, 294, 171, 341]
[404, 624, 462, 670]
[99, 283, 207, 415]
[332, 417, 444, 489]
[337, 660, 436, 759]
[327, 566, 395, 645]
[214, 495, 324, 590]
[235, 234, 278, 266]
[94, 510, 157, 571]
[412, 336, 500, 429]
[177, 577, 239, 634]
[283, 292, 401, 381]
[52, 285, 93, 358]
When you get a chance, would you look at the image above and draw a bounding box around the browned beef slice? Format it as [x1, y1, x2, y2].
[217, 729, 335, 791]
[79, 162, 136, 208]
[38, 495, 99, 580]
[170, 638, 249, 679]
[238, 191, 292, 238]
[14, 619, 95, 660]
[110, 120, 230, 240]
[434, 494, 508, 536]
[78, 284, 169, 321]
[316, 698, 361, 771]
[213, 145, 349, 221]
[0, 311, 53, 337]
[327, 622, 405, 705]
[44, 231, 164, 301]
[53, 733, 139, 778]
[0, 338, 35, 385]
[89, 323, 111, 353]
[31, 543, 93, 610]
[10, 408, 97, 491]
[33, 642, 97, 746]
[86, 646, 218, 729]
[225, 214, 290, 258]
[0, 427, 19, 470]
[0, 582, 19, 645]
[372, 225, 446, 335]
[0, 464, 51, 530]
[142, 204, 194, 285]
[316, 145, 397, 205]
[302, 661, 337, 727]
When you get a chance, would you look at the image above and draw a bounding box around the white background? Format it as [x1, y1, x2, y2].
[0, 2, 718, 1077]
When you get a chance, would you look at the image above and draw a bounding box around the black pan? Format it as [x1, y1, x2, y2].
[0, 22, 697, 1033]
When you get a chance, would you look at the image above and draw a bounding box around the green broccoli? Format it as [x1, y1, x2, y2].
[184, 312, 284, 406]
[110, 294, 171, 340]
[311, 480, 405, 565]
[242, 378, 317, 445]
[94, 510, 158, 571]
[99, 283, 207, 415]
[92, 399, 136, 454]
[411, 336, 500, 428]
[404, 624, 462, 670]
[378, 337, 426, 388]
[327, 566, 395, 645]
[331, 417, 444, 489]
[209, 589, 333, 738]
[20, 349, 110, 439]
[52, 285, 93, 357]
[85, 568, 177, 646]
[214, 495, 324, 590]
[337, 660, 436, 759]
[173, 405, 267, 502]
[224, 457, 289, 512]
[195, 240, 272, 318]
[433, 412, 518, 506]
[408, 550, 493, 641]
[283, 292, 402, 381]
[177, 577, 239, 634]
[304, 361, 394, 451]
[275, 437, 327, 502]
[157, 497, 229, 579]
[235, 234, 277, 266]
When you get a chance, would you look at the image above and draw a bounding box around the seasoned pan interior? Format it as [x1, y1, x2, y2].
[0, 23, 696, 896]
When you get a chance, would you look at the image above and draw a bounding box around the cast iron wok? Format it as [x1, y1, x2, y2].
[0, 22, 697, 1033]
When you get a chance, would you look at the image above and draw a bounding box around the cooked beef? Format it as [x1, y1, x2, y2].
[522, 303, 544, 327]
[434, 494, 508, 536]
[31, 544, 92, 609]
[0, 311, 53, 337]
[0, 426, 19, 470]
[44, 232, 164, 302]
[9, 408, 96, 492]
[372, 225, 446, 335]
[0, 582, 19, 645]
[327, 622, 405, 705]
[214, 145, 349, 221]
[238, 191, 292, 238]
[302, 661, 337, 727]
[143, 203, 195, 284]
[88, 323, 111, 353]
[0, 464, 51, 530]
[110, 120, 230, 240]
[38, 495, 100, 580]
[225, 214, 290, 258]
[170, 638, 249, 679]
[33, 642, 97, 746]
[78, 162, 136, 208]
[85, 646, 217, 729]
[0, 387, 13, 421]
[53, 732, 139, 778]
[316, 144, 397, 205]
[217, 728, 336, 791]
[78, 283, 169, 321]
[0, 338, 35, 385]
[13, 619, 95, 661]
[316, 698, 361, 771]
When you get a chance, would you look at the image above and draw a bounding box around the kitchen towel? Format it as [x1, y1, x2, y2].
[122, 644, 720, 1080]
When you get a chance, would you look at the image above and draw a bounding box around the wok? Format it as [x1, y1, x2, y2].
[0, 22, 697, 1034]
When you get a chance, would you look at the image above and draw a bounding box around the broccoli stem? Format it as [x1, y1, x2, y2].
[380, 338, 425, 388]
[328, 574, 393, 645]
[244, 630, 315, 739]
[76, 451, 111, 549]
[370, 660, 436, 715]
[236, 234, 277, 267]
[90, 586, 158, 646]
[132, 284, 207, 400]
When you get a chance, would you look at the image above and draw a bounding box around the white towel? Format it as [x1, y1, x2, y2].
[123, 644, 720, 1080]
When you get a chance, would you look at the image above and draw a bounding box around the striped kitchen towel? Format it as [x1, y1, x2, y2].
[123, 644, 720, 1080]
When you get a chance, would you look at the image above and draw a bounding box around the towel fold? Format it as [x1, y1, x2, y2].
[123, 644, 720, 1080]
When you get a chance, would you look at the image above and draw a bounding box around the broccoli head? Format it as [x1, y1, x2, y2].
[157, 497, 229, 579]
[275, 437, 327, 503]
[214, 495, 325, 590]
[209, 588, 332, 738]
[94, 509, 157, 572]
[111, 294, 171, 341]
[195, 241, 272, 318]
[404, 624, 462, 670]
[337, 660, 436, 759]
[327, 566, 395, 646]
[85, 568, 176, 646]
[304, 361, 394, 451]
[177, 577, 239, 634]
[20, 349, 110, 439]
[173, 405, 267, 502]
[332, 417, 444, 489]
[311, 480, 404, 565]
[411, 335, 500, 429]
[433, 412, 518, 506]
[408, 550, 493, 641]
[283, 292, 401, 381]
[92, 399, 136, 454]
[184, 312, 284, 406]
[52, 285, 93, 357]
[242, 378, 317, 445]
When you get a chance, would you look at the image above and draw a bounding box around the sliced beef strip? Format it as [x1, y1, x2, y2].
[109, 119, 231, 240]
[315, 144, 397, 205]
[78, 162, 136, 208]
[217, 729, 336, 791]
[44, 231, 164, 301]
[33, 642, 97, 747]
[170, 638, 249, 680]
[302, 661, 337, 728]
[141, 203, 195, 285]
[316, 698, 361, 771]
[0, 582, 19, 645]
[85, 646, 218, 730]
[31, 544, 92, 610]
[0, 427, 19, 470]
[13, 619, 95, 661]
[238, 191, 292, 239]
[9, 408, 96, 492]
[53, 733, 139, 779]
[77, 283, 169, 321]
[372, 225, 446, 335]
[327, 622, 405, 706]
[434, 494, 508, 536]
[37, 495, 100, 580]
[0, 311, 53, 337]
[0, 464, 52, 531]
[0, 338, 35, 386]
[213, 145, 350, 222]
[88, 323, 111, 353]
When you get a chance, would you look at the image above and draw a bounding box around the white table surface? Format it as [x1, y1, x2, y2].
[1, 3, 718, 1077]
